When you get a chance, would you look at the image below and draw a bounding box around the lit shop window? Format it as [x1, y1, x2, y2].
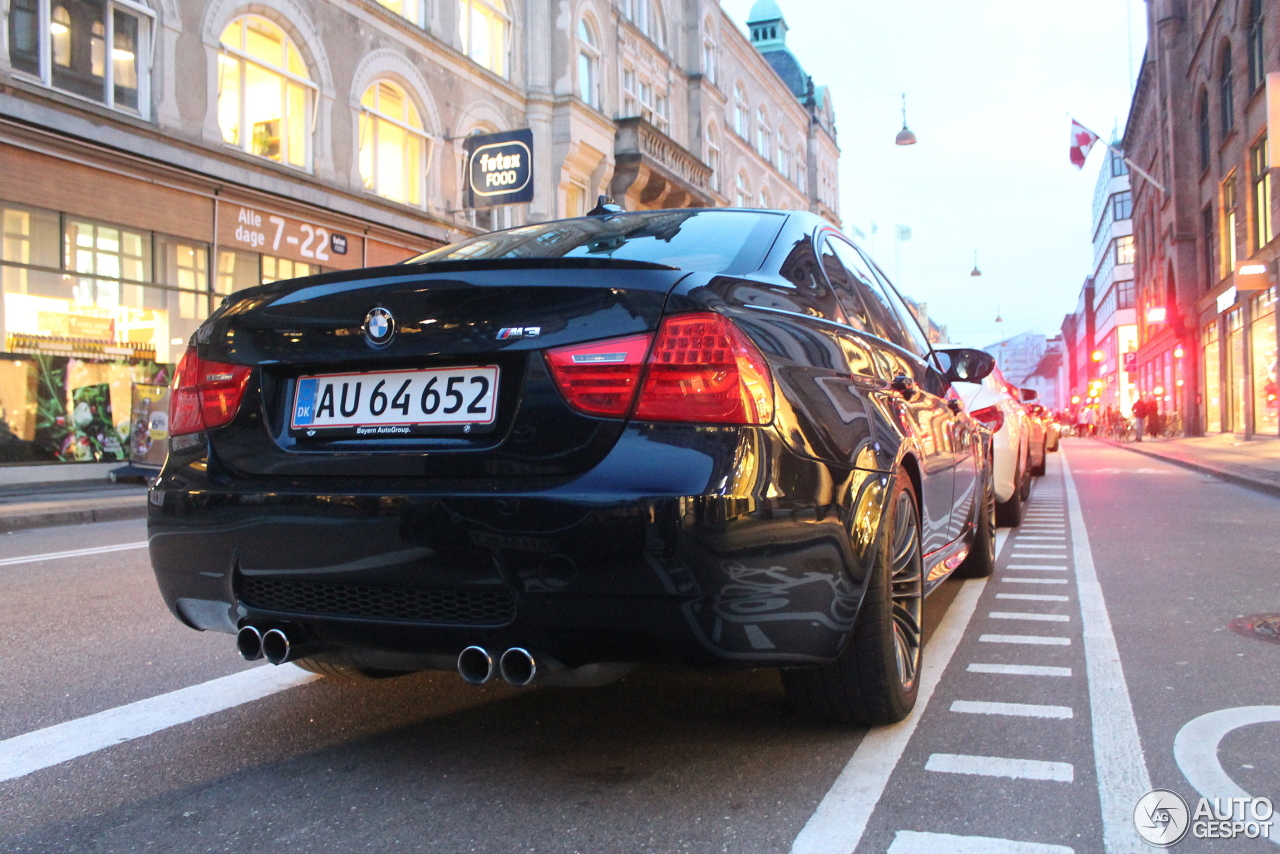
[458, 0, 509, 78]
[218, 16, 315, 169]
[261, 255, 312, 284]
[6, 0, 151, 116]
[577, 18, 600, 108]
[359, 81, 430, 207]
[66, 219, 150, 309]
[376, 0, 424, 27]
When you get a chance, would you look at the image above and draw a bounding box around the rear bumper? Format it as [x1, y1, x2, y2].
[149, 425, 890, 671]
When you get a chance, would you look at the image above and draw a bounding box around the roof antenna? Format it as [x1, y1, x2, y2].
[587, 195, 625, 216]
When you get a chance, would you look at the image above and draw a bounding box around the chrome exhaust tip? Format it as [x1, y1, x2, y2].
[457, 646, 495, 684]
[499, 647, 537, 687]
[261, 628, 294, 665]
[236, 626, 264, 661]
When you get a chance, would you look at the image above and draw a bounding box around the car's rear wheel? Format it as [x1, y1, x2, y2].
[1031, 441, 1047, 476]
[782, 469, 923, 725]
[996, 456, 1025, 527]
[956, 465, 996, 579]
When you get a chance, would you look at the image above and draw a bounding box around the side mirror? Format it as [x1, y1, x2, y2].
[1019, 388, 1039, 403]
[936, 348, 996, 384]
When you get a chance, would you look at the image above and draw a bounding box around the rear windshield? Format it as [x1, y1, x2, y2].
[408, 210, 784, 274]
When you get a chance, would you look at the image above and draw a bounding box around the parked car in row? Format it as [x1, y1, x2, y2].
[952, 367, 1035, 526]
[148, 207, 999, 726]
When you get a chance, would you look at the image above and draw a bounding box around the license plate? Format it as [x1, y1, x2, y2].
[291, 366, 499, 436]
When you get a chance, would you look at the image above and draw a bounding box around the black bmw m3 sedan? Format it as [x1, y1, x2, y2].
[148, 208, 998, 725]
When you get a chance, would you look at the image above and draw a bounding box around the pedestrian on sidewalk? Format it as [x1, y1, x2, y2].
[1145, 394, 1161, 438]
[1132, 396, 1149, 442]
[1081, 405, 1097, 438]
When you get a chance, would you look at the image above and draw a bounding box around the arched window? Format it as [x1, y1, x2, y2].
[377, 0, 424, 26]
[706, 122, 721, 193]
[359, 80, 429, 206]
[218, 16, 315, 169]
[733, 84, 748, 137]
[1198, 91, 1211, 170]
[776, 131, 788, 176]
[735, 171, 749, 207]
[1248, 0, 1264, 91]
[628, 0, 664, 49]
[459, 0, 510, 78]
[759, 186, 771, 209]
[1220, 43, 1234, 133]
[702, 16, 717, 84]
[756, 107, 770, 158]
[577, 17, 600, 108]
[795, 145, 806, 193]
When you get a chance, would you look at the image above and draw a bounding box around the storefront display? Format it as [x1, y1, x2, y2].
[1227, 308, 1246, 432]
[1204, 322, 1222, 433]
[1251, 288, 1278, 436]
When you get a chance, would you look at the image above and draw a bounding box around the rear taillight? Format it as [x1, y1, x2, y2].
[544, 312, 775, 425]
[635, 313, 773, 425]
[545, 334, 651, 417]
[169, 347, 253, 436]
[970, 404, 1005, 433]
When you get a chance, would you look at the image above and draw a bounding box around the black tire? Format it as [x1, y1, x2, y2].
[782, 469, 923, 725]
[1031, 440, 1047, 477]
[956, 466, 996, 578]
[1018, 450, 1033, 500]
[291, 658, 408, 680]
[996, 461, 1024, 527]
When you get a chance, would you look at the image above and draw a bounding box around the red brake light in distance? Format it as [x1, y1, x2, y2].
[545, 334, 652, 417]
[634, 312, 774, 425]
[169, 347, 253, 436]
[970, 404, 1004, 433]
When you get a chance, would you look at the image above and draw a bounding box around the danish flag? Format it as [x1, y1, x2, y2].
[1070, 120, 1100, 169]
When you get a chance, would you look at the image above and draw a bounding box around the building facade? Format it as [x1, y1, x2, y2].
[0, 0, 839, 464]
[1124, 0, 1278, 438]
[983, 330, 1047, 387]
[1089, 146, 1138, 414]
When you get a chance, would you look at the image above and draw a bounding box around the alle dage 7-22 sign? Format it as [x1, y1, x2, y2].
[464, 129, 534, 208]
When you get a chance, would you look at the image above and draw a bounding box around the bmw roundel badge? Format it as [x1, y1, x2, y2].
[363, 307, 396, 347]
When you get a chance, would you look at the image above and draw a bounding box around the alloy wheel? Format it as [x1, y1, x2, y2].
[889, 491, 924, 692]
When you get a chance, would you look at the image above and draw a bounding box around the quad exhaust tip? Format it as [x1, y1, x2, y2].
[236, 626, 264, 661]
[457, 645, 495, 684]
[499, 647, 537, 688]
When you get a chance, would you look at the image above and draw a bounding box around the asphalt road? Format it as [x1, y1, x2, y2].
[0, 440, 1275, 853]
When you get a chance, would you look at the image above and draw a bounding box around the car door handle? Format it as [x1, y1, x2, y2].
[890, 375, 917, 397]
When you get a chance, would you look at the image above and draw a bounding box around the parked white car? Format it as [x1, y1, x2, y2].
[953, 367, 1033, 526]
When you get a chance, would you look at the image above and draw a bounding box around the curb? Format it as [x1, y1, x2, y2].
[0, 503, 148, 533]
[1097, 439, 1280, 500]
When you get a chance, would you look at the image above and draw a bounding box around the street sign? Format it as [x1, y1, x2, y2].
[1123, 351, 1136, 374]
[464, 129, 534, 208]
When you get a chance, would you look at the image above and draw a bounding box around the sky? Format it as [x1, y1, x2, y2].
[719, 0, 1148, 348]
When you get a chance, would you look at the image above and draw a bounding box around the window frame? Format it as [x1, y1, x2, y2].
[1252, 135, 1271, 251]
[458, 0, 511, 79]
[9, 0, 154, 119]
[1220, 43, 1235, 135]
[357, 79, 434, 208]
[706, 122, 721, 193]
[575, 16, 601, 109]
[217, 15, 317, 171]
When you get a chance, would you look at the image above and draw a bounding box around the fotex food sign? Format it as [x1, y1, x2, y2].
[465, 129, 534, 207]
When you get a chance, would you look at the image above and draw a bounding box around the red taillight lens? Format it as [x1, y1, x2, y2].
[634, 312, 774, 425]
[545, 334, 652, 417]
[169, 347, 253, 436]
[970, 404, 1005, 433]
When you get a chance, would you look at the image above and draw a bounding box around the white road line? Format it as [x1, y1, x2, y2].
[1006, 565, 1068, 571]
[0, 541, 148, 567]
[924, 753, 1074, 782]
[1002, 578, 1069, 585]
[0, 665, 318, 783]
[968, 663, 1073, 677]
[951, 700, 1073, 719]
[1016, 536, 1066, 541]
[980, 634, 1071, 646]
[988, 612, 1070, 622]
[788, 579, 988, 854]
[1173, 706, 1280, 847]
[886, 830, 1075, 854]
[1012, 545, 1067, 550]
[997, 593, 1070, 602]
[1060, 452, 1151, 853]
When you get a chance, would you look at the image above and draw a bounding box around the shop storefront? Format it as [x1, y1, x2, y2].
[1199, 286, 1279, 437]
[0, 142, 441, 466]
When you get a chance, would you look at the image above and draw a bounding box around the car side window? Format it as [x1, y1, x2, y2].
[851, 245, 934, 359]
[818, 238, 873, 333]
[826, 238, 914, 352]
[779, 237, 847, 323]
